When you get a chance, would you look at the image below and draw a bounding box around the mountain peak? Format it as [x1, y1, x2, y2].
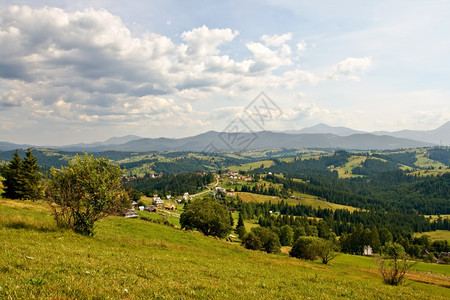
[284, 123, 365, 136]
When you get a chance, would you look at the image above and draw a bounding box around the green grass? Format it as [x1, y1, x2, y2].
[415, 230, 450, 242]
[238, 192, 360, 212]
[415, 153, 447, 170]
[1, 198, 449, 299]
[227, 160, 275, 172]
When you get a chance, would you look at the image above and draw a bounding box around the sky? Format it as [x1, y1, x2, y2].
[0, 0, 449, 145]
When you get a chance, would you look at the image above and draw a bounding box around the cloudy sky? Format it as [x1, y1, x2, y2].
[0, 1, 449, 145]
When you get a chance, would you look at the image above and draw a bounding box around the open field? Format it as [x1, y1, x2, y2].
[330, 155, 366, 178]
[415, 230, 450, 242]
[1, 198, 449, 299]
[227, 160, 275, 172]
[415, 153, 447, 170]
[238, 192, 360, 212]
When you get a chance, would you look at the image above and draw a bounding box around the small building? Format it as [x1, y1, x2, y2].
[363, 245, 373, 256]
[183, 192, 190, 201]
[138, 206, 145, 211]
[153, 195, 164, 207]
[124, 209, 138, 218]
[145, 206, 158, 213]
[164, 204, 176, 211]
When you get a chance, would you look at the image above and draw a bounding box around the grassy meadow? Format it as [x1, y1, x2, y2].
[1, 198, 449, 299]
[238, 192, 360, 212]
[415, 230, 450, 242]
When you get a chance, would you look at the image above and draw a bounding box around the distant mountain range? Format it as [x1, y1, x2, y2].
[283, 122, 450, 145]
[0, 122, 447, 152]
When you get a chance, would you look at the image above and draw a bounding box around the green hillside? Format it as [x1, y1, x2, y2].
[1, 199, 449, 299]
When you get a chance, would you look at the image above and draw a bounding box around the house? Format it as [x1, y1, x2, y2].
[152, 195, 164, 207]
[363, 245, 373, 256]
[183, 192, 190, 201]
[124, 209, 138, 218]
[215, 187, 226, 193]
[138, 206, 145, 211]
[166, 195, 172, 200]
[145, 206, 158, 213]
[241, 176, 252, 182]
[164, 204, 176, 211]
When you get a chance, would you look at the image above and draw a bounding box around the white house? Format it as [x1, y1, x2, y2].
[364, 245, 373, 256]
[152, 195, 164, 206]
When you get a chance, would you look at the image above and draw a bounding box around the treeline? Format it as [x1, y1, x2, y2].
[372, 152, 417, 168]
[266, 150, 351, 178]
[428, 148, 450, 166]
[261, 160, 450, 214]
[124, 172, 215, 197]
[352, 158, 399, 176]
[233, 200, 447, 237]
[229, 199, 449, 258]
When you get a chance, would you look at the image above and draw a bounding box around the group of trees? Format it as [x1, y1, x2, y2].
[124, 172, 215, 197]
[1, 149, 42, 200]
[290, 236, 339, 264]
[1, 150, 129, 236]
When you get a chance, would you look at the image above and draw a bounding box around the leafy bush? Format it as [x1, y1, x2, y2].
[45, 153, 129, 236]
[290, 236, 319, 261]
[180, 197, 231, 238]
[375, 242, 416, 286]
[242, 232, 262, 250]
[242, 227, 281, 253]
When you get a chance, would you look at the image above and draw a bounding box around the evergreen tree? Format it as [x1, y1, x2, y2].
[3, 150, 24, 199]
[0, 175, 5, 197]
[371, 226, 382, 254]
[2, 149, 42, 200]
[235, 212, 246, 238]
[21, 148, 42, 200]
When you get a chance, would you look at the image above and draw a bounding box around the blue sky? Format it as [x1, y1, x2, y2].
[0, 0, 449, 145]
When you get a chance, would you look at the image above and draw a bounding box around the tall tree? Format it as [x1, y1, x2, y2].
[0, 175, 5, 197]
[235, 212, 246, 238]
[3, 150, 24, 199]
[2, 149, 42, 200]
[21, 149, 42, 200]
[180, 197, 232, 238]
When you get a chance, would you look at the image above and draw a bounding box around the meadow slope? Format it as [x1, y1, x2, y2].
[0, 199, 449, 299]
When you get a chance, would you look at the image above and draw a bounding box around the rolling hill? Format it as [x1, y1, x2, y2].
[1, 198, 449, 299]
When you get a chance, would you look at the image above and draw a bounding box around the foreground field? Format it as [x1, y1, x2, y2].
[0, 199, 449, 299]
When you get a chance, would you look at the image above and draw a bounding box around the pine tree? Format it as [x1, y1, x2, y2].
[235, 212, 246, 238]
[2, 149, 42, 200]
[21, 148, 42, 199]
[3, 150, 24, 199]
[0, 175, 5, 197]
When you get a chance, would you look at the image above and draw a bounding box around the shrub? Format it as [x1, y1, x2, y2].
[290, 236, 319, 260]
[45, 153, 129, 236]
[375, 242, 416, 286]
[180, 197, 231, 238]
[251, 227, 281, 253]
[242, 232, 262, 250]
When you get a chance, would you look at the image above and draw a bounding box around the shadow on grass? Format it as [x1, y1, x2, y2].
[3, 220, 58, 232]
